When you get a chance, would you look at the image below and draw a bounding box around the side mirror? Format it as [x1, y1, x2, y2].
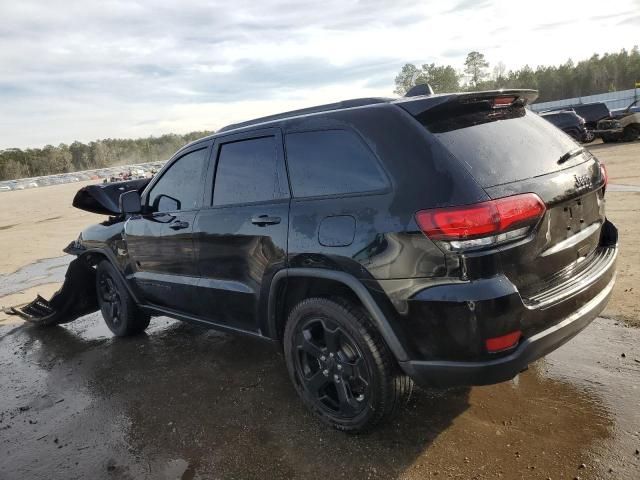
[119, 190, 142, 214]
[155, 194, 180, 212]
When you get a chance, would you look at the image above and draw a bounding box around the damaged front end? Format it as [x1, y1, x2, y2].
[5, 256, 98, 325]
[4, 178, 150, 326]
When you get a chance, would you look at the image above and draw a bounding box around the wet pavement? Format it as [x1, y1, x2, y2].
[0, 256, 72, 297]
[1, 311, 639, 480]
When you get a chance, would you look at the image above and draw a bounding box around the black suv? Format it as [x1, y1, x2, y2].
[539, 110, 589, 142]
[20, 90, 617, 432]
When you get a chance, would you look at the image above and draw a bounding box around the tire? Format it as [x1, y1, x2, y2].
[582, 130, 595, 143]
[622, 125, 640, 142]
[283, 297, 413, 433]
[96, 260, 150, 336]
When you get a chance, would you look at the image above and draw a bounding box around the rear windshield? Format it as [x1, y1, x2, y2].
[573, 104, 609, 120]
[417, 103, 582, 188]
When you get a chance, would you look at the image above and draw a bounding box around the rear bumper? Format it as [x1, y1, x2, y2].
[399, 272, 615, 387]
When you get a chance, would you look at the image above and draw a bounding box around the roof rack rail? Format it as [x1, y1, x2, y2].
[218, 97, 392, 133]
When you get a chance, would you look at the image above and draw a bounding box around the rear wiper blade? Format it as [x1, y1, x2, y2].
[557, 147, 585, 165]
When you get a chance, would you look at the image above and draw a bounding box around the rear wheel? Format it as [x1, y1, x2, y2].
[96, 260, 150, 336]
[622, 125, 640, 142]
[284, 297, 412, 432]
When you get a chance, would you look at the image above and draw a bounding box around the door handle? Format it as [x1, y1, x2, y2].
[251, 215, 281, 226]
[169, 220, 189, 230]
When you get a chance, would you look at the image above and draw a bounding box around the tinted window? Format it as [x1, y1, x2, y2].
[285, 130, 388, 197]
[573, 104, 609, 121]
[418, 106, 581, 188]
[148, 148, 208, 212]
[213, 136, 288, 206]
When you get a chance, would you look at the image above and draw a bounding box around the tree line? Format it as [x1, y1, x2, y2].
[0, 131, 212, 181]
[4, 47, 639, 181]
[394, 46, 640, 103]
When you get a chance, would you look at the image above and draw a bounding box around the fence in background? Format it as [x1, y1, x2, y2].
[530, 88, 639, 112]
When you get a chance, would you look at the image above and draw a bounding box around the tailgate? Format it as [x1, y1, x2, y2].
[484, 157, 606, 295]
[407, 91, 608, 294]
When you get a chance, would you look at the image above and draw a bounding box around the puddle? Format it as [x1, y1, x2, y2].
[0, 313, 638, 479]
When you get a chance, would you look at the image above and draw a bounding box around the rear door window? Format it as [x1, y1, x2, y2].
[213, 136, 289, 206]
[285, 129, 388, 197]
[418, 105, 582, 188]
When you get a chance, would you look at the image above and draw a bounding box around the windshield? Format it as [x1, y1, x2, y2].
[417, 104, 583, 188]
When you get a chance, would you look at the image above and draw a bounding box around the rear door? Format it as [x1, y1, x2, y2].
[125, 143, 211, 313]
[412, 97, 607, 296]
[192, 129, 290, 332]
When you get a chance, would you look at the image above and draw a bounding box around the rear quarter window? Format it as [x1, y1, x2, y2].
[285, 129, 388, 197]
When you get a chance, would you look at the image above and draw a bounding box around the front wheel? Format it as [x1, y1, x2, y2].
[284, 297, 412, 432]
[96, 260, 150, 336]
[582, 130, 596, 143]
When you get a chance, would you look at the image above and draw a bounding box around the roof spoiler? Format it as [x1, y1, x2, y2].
[397, 89, 539, 116]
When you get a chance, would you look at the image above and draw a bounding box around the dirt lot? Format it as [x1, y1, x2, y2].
[1, 141, 639, 479]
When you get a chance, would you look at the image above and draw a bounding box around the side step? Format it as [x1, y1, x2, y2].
[4, 258, 99, 326]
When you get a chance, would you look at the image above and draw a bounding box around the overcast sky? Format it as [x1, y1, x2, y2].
[1, 0, 639, 149]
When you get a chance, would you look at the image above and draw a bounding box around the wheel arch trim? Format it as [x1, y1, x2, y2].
[267, 268, 409, 362]
[76, 247, 143, 304]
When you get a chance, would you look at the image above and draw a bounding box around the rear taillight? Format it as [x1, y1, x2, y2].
[416, 193, 546, 251]
[600, 163, 608, 193]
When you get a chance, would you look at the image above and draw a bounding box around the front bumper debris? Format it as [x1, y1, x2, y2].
[4, 257, 98, 326]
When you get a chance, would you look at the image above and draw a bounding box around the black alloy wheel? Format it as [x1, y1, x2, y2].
[293, 316, 370, 418]
[284, 297, 413, 432]
[98, 272, 122, 327]
[95, 260, 150, 336]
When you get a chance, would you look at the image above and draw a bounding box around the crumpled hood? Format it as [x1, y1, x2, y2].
[72, 178, 150, 215]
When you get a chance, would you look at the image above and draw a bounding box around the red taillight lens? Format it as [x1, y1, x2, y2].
[486, 330, 522, 353]
[494, 194, 546, 232]
[492, 96, 516, 107]
[416, 193, 545, 250]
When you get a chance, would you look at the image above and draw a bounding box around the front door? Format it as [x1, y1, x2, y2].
[193, 129, 290, 332]
[125, 143, 211, 314]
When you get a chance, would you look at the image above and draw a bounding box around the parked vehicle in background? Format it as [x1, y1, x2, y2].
[539, 110, 589, 142]
[13, 89, 617, 432]
[603, 100, 640, 142]
[611, 100, 640, 116]
[544, 101, 640, 143]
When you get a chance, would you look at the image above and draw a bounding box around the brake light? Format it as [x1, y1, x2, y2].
[486, 330, 522, 353]
[416, 193, 545, 251]
[492, 96, 516, 107]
